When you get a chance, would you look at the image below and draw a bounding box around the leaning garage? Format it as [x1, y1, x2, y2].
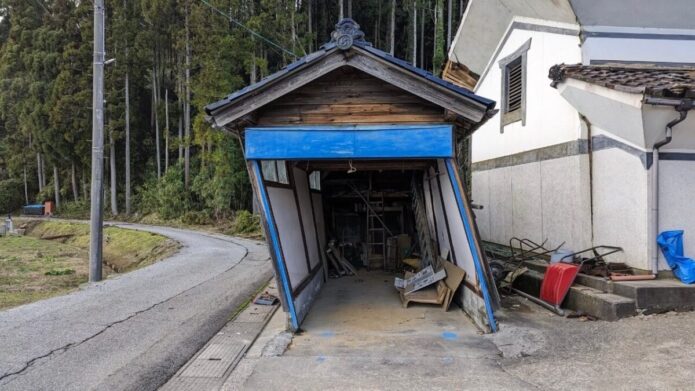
[205, 19, 500, 333]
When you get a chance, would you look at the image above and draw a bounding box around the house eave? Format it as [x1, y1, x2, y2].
[555, 77, 695, 150]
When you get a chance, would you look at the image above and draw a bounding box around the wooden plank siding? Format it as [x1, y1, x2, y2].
[256, 68, 446, 125]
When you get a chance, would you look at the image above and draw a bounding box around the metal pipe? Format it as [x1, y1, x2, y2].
[510, 288, 565, 316]
[651, 107, 690, 275]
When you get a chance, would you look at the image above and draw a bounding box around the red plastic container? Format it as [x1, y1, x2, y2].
[540, 263, 580, 306]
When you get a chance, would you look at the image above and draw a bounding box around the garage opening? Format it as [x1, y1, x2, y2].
[244, 124, 498, 333]
[319, 165, 425, 273]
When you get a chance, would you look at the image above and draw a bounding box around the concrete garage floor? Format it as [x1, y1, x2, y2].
[222, 271, 695, 390]
[226, 272, 535, 390]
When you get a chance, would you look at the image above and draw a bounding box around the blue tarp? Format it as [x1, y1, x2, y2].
[657, 230, 695, 284]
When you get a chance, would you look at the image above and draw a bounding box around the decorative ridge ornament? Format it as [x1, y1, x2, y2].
[330, 18, 371, 50]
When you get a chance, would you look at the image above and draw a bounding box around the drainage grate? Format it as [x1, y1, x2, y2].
[234, 306, 273, 323]
[180, 342, 246, 378]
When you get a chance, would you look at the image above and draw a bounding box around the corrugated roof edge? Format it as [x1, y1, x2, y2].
[204, 41, 497, 117]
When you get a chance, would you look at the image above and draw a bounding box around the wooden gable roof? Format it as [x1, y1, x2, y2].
[205, 19, 497, 132]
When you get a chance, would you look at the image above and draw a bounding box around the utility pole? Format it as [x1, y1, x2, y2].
[412, 1, 417, 66]
[390, 0, 395, 55]
[447, 0, 452, 50]
[89, 0, 105, 282]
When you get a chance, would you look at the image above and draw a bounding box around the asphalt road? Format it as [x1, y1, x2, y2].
[0, 223, 272, 391]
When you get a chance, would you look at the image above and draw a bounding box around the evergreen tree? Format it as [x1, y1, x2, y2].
[0, 0, 454, 217]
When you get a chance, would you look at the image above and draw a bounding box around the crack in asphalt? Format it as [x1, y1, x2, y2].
[491, 358, 543, 390]
[0, 231, 259, 385]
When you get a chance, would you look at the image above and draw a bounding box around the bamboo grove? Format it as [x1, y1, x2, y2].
[0, 0, 467, 221]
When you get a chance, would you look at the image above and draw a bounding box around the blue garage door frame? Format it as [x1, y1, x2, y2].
[246, 124, 497, 332]
[245, 124, 455, 160]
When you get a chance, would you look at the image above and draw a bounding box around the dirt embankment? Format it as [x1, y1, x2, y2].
[23, 220, 180, 272]
[0, 220, 180, 310]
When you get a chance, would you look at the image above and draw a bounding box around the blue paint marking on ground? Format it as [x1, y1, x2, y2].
[319, 330, 335, 338]
[441, 356, 455, 365]
[441, 331, 458, 341]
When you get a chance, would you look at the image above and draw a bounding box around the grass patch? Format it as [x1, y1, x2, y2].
[0, 235, 88, 309]
[25, 220, 180, 272]
[134, 211, 264, 240]
[44, 268, 76, 276]
[0, 221, 180, 310]
[228, 210, 262, 238]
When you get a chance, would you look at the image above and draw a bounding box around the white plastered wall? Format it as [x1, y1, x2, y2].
[473, 27, 582, 162]
[659, 160, 695, 270]
[472, 155, 592, 252]
[581, 26, 695, 65]
[471, 26, 591, 253]
[558, 79, 695, 271]
[648, 107, 695, 271]
[590, 133, 650, 270]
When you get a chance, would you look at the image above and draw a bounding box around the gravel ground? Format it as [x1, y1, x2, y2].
[489, 295, 695, 390]
[0, 223, 272, 391]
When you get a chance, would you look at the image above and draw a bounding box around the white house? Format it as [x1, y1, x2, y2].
[446, 0, 695, 275]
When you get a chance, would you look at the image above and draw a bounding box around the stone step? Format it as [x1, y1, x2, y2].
[512, 269, 636, 321]
[519, 259, 695, 313]
[610, 280, 695, 313]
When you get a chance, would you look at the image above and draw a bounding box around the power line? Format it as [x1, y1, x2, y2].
[195, 0, 296, 59]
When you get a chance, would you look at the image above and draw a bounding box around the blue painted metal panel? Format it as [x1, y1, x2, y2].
[245, 125, 454, 160]
[252, 161, 299, 330]
[444, 158, 498, 332]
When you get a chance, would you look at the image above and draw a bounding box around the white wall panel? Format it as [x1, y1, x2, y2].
[293, 168, 321, 270]
[427, 167, 451, 260]
[591, 148, 649, 269]
[437, 160, 477, 285]
[267, 186, 309, 289]
[657, 160, 695, 271]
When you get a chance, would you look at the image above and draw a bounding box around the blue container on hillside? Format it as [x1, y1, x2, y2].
[22, 204, 44, 216]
